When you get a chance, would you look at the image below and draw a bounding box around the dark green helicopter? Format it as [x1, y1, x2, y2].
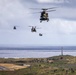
[30, 7, 56, 23]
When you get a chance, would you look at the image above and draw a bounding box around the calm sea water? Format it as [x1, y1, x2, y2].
[0, 50, 76, 58]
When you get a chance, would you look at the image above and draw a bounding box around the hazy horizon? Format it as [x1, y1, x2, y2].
[0, 46, 76, 50]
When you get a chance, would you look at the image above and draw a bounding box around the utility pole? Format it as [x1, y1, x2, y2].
[60, 47, 63, 59]
[61, 47, 63, 56]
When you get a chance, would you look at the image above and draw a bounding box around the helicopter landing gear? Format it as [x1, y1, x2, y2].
[40, 18, 49, 23]
[47, 19, 49, 22]
[40, 20, 42, 23]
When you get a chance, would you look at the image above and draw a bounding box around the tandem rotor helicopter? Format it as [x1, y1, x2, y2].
[30, 7, 56, 23]
[29, 26, 41, 32]
[29, 26, 43, 36]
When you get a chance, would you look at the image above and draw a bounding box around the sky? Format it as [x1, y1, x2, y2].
[0, 0, 76, 46]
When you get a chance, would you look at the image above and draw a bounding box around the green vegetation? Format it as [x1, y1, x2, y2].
[0, 55, 76, 75]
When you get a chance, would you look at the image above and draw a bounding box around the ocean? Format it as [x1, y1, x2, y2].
[0, 50, 76, 58]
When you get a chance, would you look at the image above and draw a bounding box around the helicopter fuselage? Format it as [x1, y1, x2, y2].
[40, 11, 49, 22]
[31, 26, 36, 32]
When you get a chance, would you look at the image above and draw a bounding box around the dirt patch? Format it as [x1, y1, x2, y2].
[0, 63, 30, 71]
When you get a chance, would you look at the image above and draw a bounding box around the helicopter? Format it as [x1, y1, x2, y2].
[29, 26, 42, 32]
[39, 33, 43, 36]
[13, 26, 16, 30]
[30, 7, 56, 23]
[29, 26, 37, 32]
[31, 26, 36, 32]
[29, 26, 43, 36]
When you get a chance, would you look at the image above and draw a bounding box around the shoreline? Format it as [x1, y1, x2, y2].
[0, 50, 76, 58]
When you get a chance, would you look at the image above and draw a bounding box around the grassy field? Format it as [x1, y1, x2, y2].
[0, 55, 76, 75]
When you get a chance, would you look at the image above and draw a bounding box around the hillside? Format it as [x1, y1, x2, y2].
[0, 55, 76, 75]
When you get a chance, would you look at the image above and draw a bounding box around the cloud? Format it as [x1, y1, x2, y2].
[37, 0, 69, 3]
[37, 0, 51, 3]
[38, 18, 76, 35]
[0, 0, 31, 29]
[51, 19, 76, 34]
[0, 0, 76, 46]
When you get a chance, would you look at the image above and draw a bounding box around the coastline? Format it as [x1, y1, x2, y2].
[0, 50, 76, 58]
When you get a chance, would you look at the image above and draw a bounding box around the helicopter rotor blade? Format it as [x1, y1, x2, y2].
[30, 7, 57, 10]
[31, 12, 41, 14]
[29, 26, 36, 27]
[36, 27, 41, 29]
[42, 7, 57, 10]
[30, 8, 41, 10]
[46, 10, 56, 12]
[29, 26, 32, 27]
[31, 10, 56, 14]
[46, 7, 58, 9]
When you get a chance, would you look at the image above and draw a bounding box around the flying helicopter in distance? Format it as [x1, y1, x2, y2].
[30, 7, 56, 23]
[29, 26, 41, 32]
[31, 26, 36, 32]
[29, 26, 37, 32]
[39, 33, 43, 36]
[29, 26, 43, 36]
[13, 26, 16, 30]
